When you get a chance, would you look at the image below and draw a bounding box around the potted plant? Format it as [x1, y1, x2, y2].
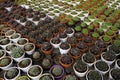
[92, 32, 100, 40]
[77, 41, 88, 53]
[59, 54, 73, 68]
[16, 76, 30, 80]
[62, 74, 78, 80]
[0, 38, 11, 49]
[0, 49, 6, 59]
[59, 42, 71, 54]
[115, 59, 120, 69]
[11, 46, 25, 62]
[49, 65, 64, 79]
[73, 59, 88, 77]
[67, 37, 77, 47]
[0, 56, 13, 70]
[50, 37, 61, 48]
[39, 73, 54, 80]
[84, 36, 93, 46]
[74, 32, 84, 41]
[17, 58, 32, 72]
[74, 25, 81, 32]
[5, 29, 16, 38]
[94, 60, 110, 74]
[10, 33, 21, 43]
[59, 32, 68, 42]
[41, 58, 52, 69]
[86, 70, 103, 80]
[82, 53, 96, 67]
[4, 67, 20, 80]
[81, 29, 89, 36]
[106, 30, 115, 38]
[101, 50, 116, 65]
[41, 42, 53, 55]
[69, 47, 81, 60]
[65, 28, 75, 37]
[109, 68, 120, 80]
[108, 44, 120, 56]
[24, 43, 35, 55]
[17, 38, 28, 48]
[32, 51, 44, 62]
[27, 65, 43, 80]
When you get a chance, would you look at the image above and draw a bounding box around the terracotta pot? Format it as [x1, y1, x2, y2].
[41, 47, 53, 55]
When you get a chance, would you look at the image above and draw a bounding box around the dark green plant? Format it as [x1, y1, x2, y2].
[109, 44, 120, 54]
[70, 47, 80, 56]
[6, 44, 17, 51]
[111, 68, 120, 80]
[96, 60, 109, 71]
[113, 40, 120, 47]
[106, 30, 114, 36]
[0, 38, 10, 45]
[102, 35, 111, 42]
[92, 32, 99, 38]
[82, 29, 88, 35]
[74, 59, 87, 72]
[65, 75, 77, 80]
[83, 53, 95, 63]
[75, 25, 81, 32]
[87, 70, 102, 80]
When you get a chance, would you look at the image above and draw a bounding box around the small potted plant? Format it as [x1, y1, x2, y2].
[92, 32, 100, 40]
[115, 59, 120, 69]
[49, 65, 64, 79]
[106, 30, 115, 38]
[81, 29, 89, 36]
[0, 38, 11, 49]
[86, 70, 103, 80]
[59, 32, 68, 42]
[10, 33, 21, 43]
[82, 53, 96, 67]
[59, 42, 71, 54]
[67, 37, 77, 47]
[74, 32, 84, 41]
[24, 43, 35, 55]
[62, 74, 78, 80]
[41, 42, 53, 55]
[50, 37, 61, 48]
[109, 68, 120, 80]
[11, 46, 25, 62]
[94, 60, 110, 74]
[0, 49, 6, 59]
[73, 59, 88, 77]
[32, 51, 44, 62]
[84, 36, 93, 46]
[59, 54, 73, 68]
[0, 56, 13, 70]
[65, 28, 75, 37]
[27, 65, 43, 80]
[5, 29, 16, 38]
[4, 67, 20, 80]
[41, 58, 52, 69]
[77, 41, 88, 53]
[102, 35, 111, 45]
[39, 73, 54, 80]
[17, 38, 28, 48]
[18, 58, 32, 72]
[16, 76, 30, 80]
[69, 47, 81, 60]
[101, 51, 116, 65]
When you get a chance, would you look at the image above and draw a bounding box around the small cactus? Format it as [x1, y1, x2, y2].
[20, 59, 30, 67]
[52, 65, 62, 76]
[32, 52, 40, 59]
[42, 58, 51, 68]
[0, 58, 10, 66]
[65, 75, 77, 80]
[24, 44, 33, 51]
[28, 66, 41, 76]
[40, 75, 53, 80]
[6, 68, 18, 79]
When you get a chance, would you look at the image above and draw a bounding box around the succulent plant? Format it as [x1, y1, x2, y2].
[52, 65, 62, 76]
[102, 35, 111, 42]
[42, 58, 51, 68]
[83, 53, 95, 63]
[11, 34, 19, 39]
[0, 38, 10, 45]
[24, 43, 34, 51]
[6, 68, 18, 79]
[19, 59, 30, 68]
[61, 54, 72, 64]
[70, 47, 80, 56]
[75, 25, 81, 32]
[109, 44, 120, 54]
[40, 75, 53, 80]
[28, 66, 41, 76]
[0, 50, 4, 57]
[6, 44, 17, 51]
[32, 51, 41, 59]
[18, 38, 27, 45]
[0, 58, 10, 67]
[111, 68, 120, 80]
[11, 47, 24, 58]
[64, 75, 77, 80]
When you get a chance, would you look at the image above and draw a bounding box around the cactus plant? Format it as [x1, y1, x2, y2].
[28, 66, 41, 76]
[19, 59, 30, 68]
[0, 58, 10, 67]
[64, 75, 77, 80]
[51, 65, 62, 77]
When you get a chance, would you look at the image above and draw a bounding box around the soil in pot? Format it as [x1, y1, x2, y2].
[60, 42, 70, 50]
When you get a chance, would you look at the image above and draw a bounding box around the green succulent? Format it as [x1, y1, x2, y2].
[24, 44, 33, 51]
[82, 29, 88, 35]
[6, 68, 18, 79]
[68, 20, 74, 26]
[0, 50, 4, 57]
[65, 75, 77, 80]
[42, 58, 51, 68]
[40, 74, 53, 80]
[20, 59, 30, 67]
[73, 17, 79, 22]
[103, 35, 111, 42]
[113, 40, 120, 47]
[75, 25, 81, 32]
[92, 32, 99, 38]
[28, 66, 41, 76]
[16, 76, 30, 80]
[106, 30, 114, 36]
[11, 47, 24, 58]
[0, 58, 10, 66]
[52, 65, 62, 76]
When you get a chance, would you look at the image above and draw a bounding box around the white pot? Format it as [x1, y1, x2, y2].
[34, 21, 39, 26]
[27, 18, 33, 21]
[50, 38, 61, 48]
[65, 28, 75, 37]
[0, 50, 6, 59]
[109, 68, 114, 79]
[86, 70, 103, 80]
[5, 29, 16, 38]
[10, 33, 21, 43]
[94, 60, 110, 74]
[59, 44, 71, 54]
[80, 17, 85, 21]
[73, 63, 88, 77]
[101, 52, 116, 65]
[39, 73, 54, 80]
[24, 43, 35, 55]
[17, 38, 29, 48]
[17, 58, 32, 72]
[115, 59, 120, 69]
[20, 22, 26, 26]
[4, 67, 21, 80]
[11, 52, 25, 62]
[0, 38, 11, 49]
[27, 65, 43, 80]
[85, 22, 91, 25]
[6, 7, 12, 11]
[0, 56, 13, 70]
[59, 37, 68, 42]
[82, 53, 96, 67]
